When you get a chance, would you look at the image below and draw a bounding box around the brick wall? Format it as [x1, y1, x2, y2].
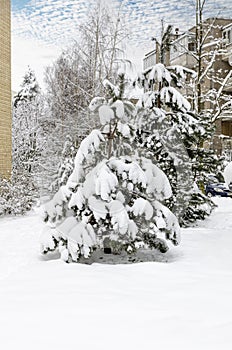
[0, 0, 11, 179]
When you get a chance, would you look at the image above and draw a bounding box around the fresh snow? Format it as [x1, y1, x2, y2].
[0, 197, 232, 350]
[98, 105, 114, 125]
[146, 63, 172, 84]
[160, 86, 191, 111]
[224, 161, 232, 185]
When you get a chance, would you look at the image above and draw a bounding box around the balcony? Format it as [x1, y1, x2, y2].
[170, 32, 196, 69]
[143, 49, 158, 70]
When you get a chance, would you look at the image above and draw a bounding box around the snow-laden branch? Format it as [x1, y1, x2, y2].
[211, 71, 232, 122]
[67, 130, 105, 186]
[168, 65, 197, 79]
[216, 70, 232, 103]
[160, 87, 191, 111]
[199, 17, 217, 49]
[144, 63, 172, 85]
[212, 99, 232, 123]
[198, 49, 217, 83]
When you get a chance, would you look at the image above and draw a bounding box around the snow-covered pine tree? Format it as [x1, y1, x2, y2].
[14, 67, 40, 108]
[40, 73, 180, 262]
[134, 63, 215, 225]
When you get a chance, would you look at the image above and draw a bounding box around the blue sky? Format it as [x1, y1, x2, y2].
[12, 0, 30, 10]
[11, 0, 232, 90]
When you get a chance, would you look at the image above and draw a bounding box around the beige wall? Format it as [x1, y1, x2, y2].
[0, 0, 11, 179]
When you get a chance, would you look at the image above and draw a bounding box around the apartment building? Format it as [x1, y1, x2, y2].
[170, 18, 232, 158]
[143, 18, 232, 158]
[0, 0, 11, 179]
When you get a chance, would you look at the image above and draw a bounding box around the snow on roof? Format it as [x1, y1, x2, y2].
[223, 22, 232, 30]
[171, 31, 194, 44]
[218, 113, 232, 120]
[144, 49, 156, 57]
[173, 18, 232, 43]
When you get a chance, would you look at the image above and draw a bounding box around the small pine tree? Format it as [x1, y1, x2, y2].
[40, 74, 180, 262]
[14, 67, 40, 108]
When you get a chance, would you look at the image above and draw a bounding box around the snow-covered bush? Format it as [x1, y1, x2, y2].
[180, 183, 215, 224]
[0, 172, 37, 216]
[40, 74, 180, 262]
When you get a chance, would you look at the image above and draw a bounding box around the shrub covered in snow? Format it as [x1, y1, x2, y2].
[40, 74, 180, 262]
[0, 172, 37, 216]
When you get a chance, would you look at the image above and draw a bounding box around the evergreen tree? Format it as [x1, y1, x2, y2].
[40, 74, 180, 263]
[134, 63, 215, 225]
[13, 67, 40, 108]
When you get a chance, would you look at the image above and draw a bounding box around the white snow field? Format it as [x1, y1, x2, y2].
[0, 197, 232, 350]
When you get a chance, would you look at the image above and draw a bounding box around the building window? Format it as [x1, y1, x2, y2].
[188, 41, 196, 51]
[222, 120, 232, 137]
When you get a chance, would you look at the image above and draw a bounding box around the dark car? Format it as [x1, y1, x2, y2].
[205, 183, 232, 198]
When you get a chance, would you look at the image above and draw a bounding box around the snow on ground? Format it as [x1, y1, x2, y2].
[0, 197, 232, 350]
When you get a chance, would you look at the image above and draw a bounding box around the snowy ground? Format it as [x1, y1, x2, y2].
[0, 197, 232, 350]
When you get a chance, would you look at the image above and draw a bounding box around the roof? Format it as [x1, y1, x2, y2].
[171, 31, 195, 44]
[223, 22, 232, 30]
[186, 17, 232, 33]
[171, 17, 232, 44]
[144, 49, 156, 58]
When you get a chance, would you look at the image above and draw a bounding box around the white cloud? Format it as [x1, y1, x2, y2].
[12, 35, 60, 91]
[12, 0, 232, 47]
[11, 0, 232, 90]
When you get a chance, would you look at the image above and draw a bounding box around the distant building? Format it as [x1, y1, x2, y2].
[143, 18, 232, 159]
[170, 31, 196, 68]
[0, 0, 11, 179]
[170, 18, 232, 158]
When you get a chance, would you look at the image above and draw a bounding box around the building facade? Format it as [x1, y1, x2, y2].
[143, 18, 232, 159]
[0, 0, 11, 179]
[170, 18, 232, 159]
